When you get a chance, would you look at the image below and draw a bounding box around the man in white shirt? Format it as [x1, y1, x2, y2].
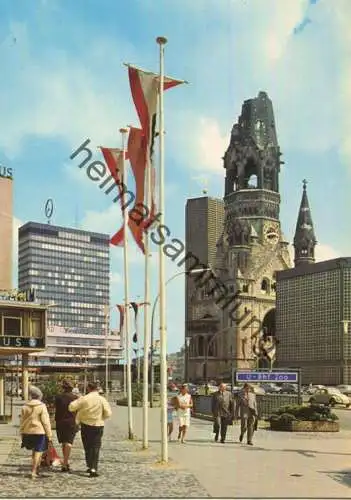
[69, 382, 112, 477]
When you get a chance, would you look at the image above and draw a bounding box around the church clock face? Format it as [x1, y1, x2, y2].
[263, 222, 279, 244]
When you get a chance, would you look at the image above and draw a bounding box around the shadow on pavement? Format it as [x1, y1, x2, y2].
[319, 469, 351, 488]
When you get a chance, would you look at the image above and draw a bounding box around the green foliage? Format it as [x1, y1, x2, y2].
[39, 374, 76, 406]
[118, 383, 144, 406]
[269, 403, 338, 423]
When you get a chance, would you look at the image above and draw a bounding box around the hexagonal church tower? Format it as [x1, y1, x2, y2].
[186, 91, 292, 381]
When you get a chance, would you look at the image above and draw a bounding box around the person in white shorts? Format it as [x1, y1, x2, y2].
[176, 384, 193, 443]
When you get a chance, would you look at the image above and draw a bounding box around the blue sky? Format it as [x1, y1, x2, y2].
[1, 0, 350, 353]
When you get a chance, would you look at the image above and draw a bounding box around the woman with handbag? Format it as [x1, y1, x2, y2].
[20, 385, 53, 479]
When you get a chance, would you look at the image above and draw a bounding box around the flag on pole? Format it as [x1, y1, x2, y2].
[125, 64, 187, 235]
[110, 127, 147, 252]
[100, 147, 125, 247]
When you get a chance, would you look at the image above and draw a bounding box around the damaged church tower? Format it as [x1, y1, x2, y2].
[186, 91, 292, 380]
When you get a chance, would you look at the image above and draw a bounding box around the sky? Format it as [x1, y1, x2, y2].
[1, 0, 350, 354]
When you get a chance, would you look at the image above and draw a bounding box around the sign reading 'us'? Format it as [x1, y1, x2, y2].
[0, 166, 13, 179]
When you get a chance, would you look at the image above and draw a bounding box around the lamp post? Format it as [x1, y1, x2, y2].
[149, 268, 210, 405]
[185, 336, 191, 382]
[341, 320, 350, 384]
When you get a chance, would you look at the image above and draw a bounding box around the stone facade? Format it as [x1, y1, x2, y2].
[186, 91, 292, 381]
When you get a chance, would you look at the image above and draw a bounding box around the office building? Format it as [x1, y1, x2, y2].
[18, 222, 110, 336]
[0, 167, 13, 291]
[276, 257, 351, 385]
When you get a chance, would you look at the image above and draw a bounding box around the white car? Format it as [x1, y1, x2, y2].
[309, 388, 350, 407]
[337, 385, 351, 396]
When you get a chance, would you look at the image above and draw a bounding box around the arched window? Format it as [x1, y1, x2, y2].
[243, 284, 249, 293]
[248, 174, 258, 188]
[261, 278, 270, 293]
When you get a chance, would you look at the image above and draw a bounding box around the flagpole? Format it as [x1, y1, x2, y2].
[156, 35, 168, 463]
[120, 126, 134, 440]
[142, 157, 152, 450]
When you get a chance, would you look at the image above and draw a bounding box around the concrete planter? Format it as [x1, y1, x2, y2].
[270, 420, 339, 432]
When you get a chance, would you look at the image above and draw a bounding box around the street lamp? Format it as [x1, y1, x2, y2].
[149, 267, 210, 404]
[341, 320, 350, 384]
[185, 336, 191, 382]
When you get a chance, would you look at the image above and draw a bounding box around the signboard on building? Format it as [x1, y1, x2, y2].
[235, 371, 299, 383]
[0, 166, 13, 180]
[0, 336, 45, 349]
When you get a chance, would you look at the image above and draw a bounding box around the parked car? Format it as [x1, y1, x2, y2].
[280, 383, 298, 394]
[252, 385, 265, 395]
[260, 383, 281, 394]
[309, 388, 350, 407]
[337, 385, 351, 396]
[187, 383, 198, 396]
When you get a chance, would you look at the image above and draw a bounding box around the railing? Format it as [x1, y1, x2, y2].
[192, 393, 301, 420]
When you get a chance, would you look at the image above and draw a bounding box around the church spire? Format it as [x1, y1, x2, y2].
[293, 179, 317, 267]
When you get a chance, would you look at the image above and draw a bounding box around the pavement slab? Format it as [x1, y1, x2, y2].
[0, 411, 209, 498]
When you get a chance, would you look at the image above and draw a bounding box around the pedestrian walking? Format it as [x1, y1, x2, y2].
[55, 379, 79, 472]
[176, 383, 192, 443]
[167, 393, 179, 441]
[20, 385, 53, 479]
[68, 381, 112, 477]
[211, 383, 235, 443]
[235, 383, 258, 445]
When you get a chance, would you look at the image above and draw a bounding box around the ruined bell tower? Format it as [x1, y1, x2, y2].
[218, 91, 292, 372]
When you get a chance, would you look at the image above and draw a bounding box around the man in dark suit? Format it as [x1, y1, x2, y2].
[211, 383, 235, 443]
[235, 383, 258, 445]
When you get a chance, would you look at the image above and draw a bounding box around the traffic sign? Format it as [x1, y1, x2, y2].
[235, 371, 298, 383]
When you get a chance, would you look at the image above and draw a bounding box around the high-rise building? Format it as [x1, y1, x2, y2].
[186, 92, 292, 381]
[185, 196, 225, 272]
[0, 166, 13, 291]
[184, 196, 224, 368]
[18, 222, 110, 335]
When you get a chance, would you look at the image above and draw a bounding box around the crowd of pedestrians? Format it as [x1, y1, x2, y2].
[19, 379, 256, 479]
[20, 380, 111, 479]
[167, 381, 258, 445]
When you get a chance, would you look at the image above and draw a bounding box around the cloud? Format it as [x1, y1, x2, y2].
[0, 24, 134, 159]
[110, 272, 122, 285]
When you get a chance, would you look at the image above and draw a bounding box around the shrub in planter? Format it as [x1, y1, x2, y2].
[269, 403, 339, 430]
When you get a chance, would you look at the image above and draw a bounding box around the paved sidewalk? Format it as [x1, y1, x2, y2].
[0, 404, 209, 498]
[116, 406, 351, 498]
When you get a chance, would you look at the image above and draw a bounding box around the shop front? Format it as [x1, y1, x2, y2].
[0, 299, 47, 422]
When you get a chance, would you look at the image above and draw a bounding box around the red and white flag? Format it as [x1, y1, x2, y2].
[109, 127, 147, 252]
[100, 147, 125, 247]
[126, 64, 186, 233]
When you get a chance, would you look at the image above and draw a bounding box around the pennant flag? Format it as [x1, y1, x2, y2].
[100, 147, 125, 248]
[125, 64, 187, 238]
[110, 128, 147, 252]
[130, 302, 139, 343]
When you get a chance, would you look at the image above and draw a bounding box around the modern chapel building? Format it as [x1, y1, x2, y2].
[276, 182, 351, 385]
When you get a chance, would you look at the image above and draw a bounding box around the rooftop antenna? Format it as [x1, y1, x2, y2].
[44, 198, 54, 225]
[191, 176, 209, 196]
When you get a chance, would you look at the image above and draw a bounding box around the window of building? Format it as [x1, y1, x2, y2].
[3, 317, 22, 336]
[261, 279, 270, 293]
